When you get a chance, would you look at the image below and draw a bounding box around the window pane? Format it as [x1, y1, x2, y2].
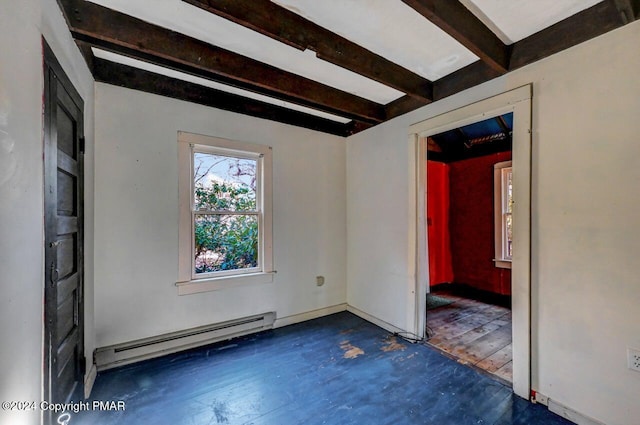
[504, 168, 513, 213]
[193, 152, 256, 212]
[194, 214, 258, 274]
[505, 213, 513, 259]
[507, 170, 513, 213]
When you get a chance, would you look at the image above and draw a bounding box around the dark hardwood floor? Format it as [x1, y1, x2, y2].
[72, 312, 569, 425]
[426, 292, 513, 383]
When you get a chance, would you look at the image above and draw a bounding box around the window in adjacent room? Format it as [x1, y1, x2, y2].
[177, 132, 273, 292]
[494, 160, 512, 268]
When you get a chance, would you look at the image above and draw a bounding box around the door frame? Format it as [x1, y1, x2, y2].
[43, 38, 86, 406]
[408, 85, 532, 399]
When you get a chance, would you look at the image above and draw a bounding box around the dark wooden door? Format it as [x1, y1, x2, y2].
[43, 40, 85, 409]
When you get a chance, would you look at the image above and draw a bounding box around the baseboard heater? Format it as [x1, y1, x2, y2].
[94, 312, 276, 370]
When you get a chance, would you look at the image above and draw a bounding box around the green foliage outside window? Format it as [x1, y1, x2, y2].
[193, 154, 258, 274]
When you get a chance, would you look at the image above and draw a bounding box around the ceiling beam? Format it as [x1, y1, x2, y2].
[615, 0, 640, 21]
[433, 61, 502, 101]
[386, 0, 636, 120]
[93, 58, 354, 137]
[59, 0, 638, 133]
[376, 62, 498, 120]
[74, 40, 95, 73]
[385, 95, 431, 121]
[510, 0, 634, 70]
[182, 0, 434, 102]
[344, 120, 375, 137]
[401, 0, 510, 73]
[56, 0, 386, 124]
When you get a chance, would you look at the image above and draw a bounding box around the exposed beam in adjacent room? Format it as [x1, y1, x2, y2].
[93, 58, 354, 137]
[57, 0, 386, 124]
[401, 0, 510, 73]
[183, 0, 434, 102]
[495, 115, 510, 134]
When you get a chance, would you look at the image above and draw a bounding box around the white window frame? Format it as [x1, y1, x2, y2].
[494, 160, 512, 269]
[177, 132, 273, 295]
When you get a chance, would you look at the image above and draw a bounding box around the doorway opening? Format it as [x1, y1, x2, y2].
[409, 85, 531, 399]
[425, 113, 513, 384]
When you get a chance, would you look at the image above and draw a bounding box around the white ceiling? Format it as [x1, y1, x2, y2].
[271, 0, 479, 80]
[88, 0, 405, 105]
[88, 0, 607, 122]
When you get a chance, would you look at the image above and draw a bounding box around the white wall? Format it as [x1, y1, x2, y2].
[347, 20, 640, 425]
[93, 84, 346, 347]
[0, 1, 95, 424]
[2, 2, 637, 424]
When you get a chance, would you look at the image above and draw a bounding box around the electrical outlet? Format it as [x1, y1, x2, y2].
[316, 276, 325, 287]
[628, 348, 640, 372]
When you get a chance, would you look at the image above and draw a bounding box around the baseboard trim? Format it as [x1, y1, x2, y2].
[95, 313, 275, 371]
[87, 304, 409, 375]
[530, 393, 605, 425]
[346, 305, 407, 335]
[274, 303, 347, 328]
[548, 399, 606, 425]
[84, 363, 97, 399]
[430, 282, 511, 308]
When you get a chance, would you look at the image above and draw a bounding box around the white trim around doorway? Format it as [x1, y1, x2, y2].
[408, 84, 532, 399]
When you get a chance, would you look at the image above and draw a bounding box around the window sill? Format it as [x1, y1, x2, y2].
[176, 272, 275, 296]
[493, 259, 512, 269]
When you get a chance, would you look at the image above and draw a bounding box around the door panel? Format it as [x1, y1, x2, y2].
[56, 274, 78, 304]
[56, 103, 76, 159]
[43, 40, 85, 415]
[56, 169, 77, 216]
[56, 295, 76, 344]
[56, 235, 76, 279]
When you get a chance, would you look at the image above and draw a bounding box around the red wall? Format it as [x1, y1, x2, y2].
[427, 152, 512, 295]
[427, 161, 453, 285]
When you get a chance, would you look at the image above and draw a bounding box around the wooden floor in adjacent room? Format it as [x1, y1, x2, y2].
[426, 292, 513, 384]
[73, 312, 570, 425]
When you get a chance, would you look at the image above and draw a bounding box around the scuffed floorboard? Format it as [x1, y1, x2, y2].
[427, 292, 513, 384]
[73, 312, 569, 425]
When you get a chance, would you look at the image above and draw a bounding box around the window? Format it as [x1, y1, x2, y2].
[494, 161, 512, 268]
[192, 149, 260, 277]
[177, 132, 273, 294]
